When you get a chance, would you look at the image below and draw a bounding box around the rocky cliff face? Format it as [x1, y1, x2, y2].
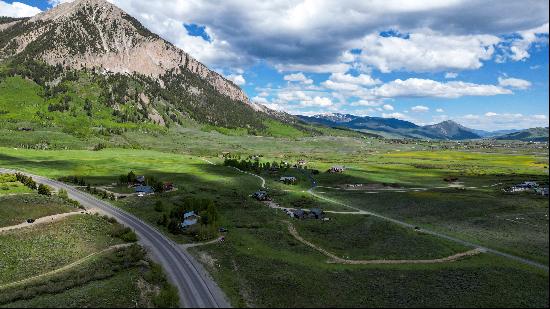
[0, 0, 259, 109]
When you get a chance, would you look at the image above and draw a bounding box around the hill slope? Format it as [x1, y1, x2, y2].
[0, 0, 305, 136]
[495, 127, 549, 142]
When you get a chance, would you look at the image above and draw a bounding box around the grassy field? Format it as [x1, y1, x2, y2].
[0, 194, 76, 227]
[0, 215, 127, 284]
[0, 143, 547, 307]
[294, 214, 468, 260]
[0, 174, 32, 196]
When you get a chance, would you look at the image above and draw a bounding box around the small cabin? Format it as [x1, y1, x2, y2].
[280, 176, 297, 184]
[328, 166, 345, 173]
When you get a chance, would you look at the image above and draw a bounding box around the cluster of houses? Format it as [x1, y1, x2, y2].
[504, 181, 549, 196]
[132, 175, 174, 197]
[284, 208, 327, 220]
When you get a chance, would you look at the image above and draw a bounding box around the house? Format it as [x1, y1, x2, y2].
[136, 175, 146, 184]
[163, 182, 174, 191]
[328, 166, 345, 173]
[181, 211, 200, 229]
[280, 176, 297, 184]
[135, 185, 154, 194]
[522, 181, 539, 188]
[309, 208, 325, 219]
[252, 190, 270, 201]
[291, 209, 307, 219]
[535, 187, 549, 196]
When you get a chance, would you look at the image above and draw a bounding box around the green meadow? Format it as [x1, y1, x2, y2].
[0, 134, 547, 307]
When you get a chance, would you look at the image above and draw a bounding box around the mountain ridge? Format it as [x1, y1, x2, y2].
[299, 113, 545, 140]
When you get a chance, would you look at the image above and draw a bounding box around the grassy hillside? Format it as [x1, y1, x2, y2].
[496, 127, 549, 142]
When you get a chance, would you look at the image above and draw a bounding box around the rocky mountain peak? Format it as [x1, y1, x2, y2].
[0, 0, 259, 108]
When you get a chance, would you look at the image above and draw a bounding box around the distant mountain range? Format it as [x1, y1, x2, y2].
[298, 113, 549, 141]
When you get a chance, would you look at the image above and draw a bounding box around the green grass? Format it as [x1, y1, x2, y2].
[0, 244, 178, 308]
[0, 214, 126, 284]
[312, 183, 549, 264]
[2, 269, 144, 308]
[0, 174, 32, 196]
[0, 145, 547, 307]
[295, 214, 468, 260]
[0, 194, 75, 227]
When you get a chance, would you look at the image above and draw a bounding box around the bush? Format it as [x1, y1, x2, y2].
[154, 200, 164, 212]
[153, 284, 180, 308]
[37, 184, 52, 196]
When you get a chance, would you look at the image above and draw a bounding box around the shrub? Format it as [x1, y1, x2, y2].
[153, 285, 180, 308]
[154, 200, 164, 212]
[37, 184, 52, 196]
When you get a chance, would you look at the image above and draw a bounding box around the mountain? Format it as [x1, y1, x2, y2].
[421, 120, 481, 140]
[0, 0, 305, 136]
[469, 128, 521, 138]
[299, 114, 482, 140]
[494, 127, 549, 142]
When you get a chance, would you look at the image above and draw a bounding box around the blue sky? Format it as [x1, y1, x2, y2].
[1, 0, 548, 130]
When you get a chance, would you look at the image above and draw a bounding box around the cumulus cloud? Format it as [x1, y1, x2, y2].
[373, 78, 513, 98]
[383, 104, 394, 111]
[498, 77, 532, 89]
[357, 32, 500, 73]
[411, 105, 430, 112]
[0, 1, 41, 17]
[382, 112, 409, 120]
[457, 112, 549, 130]
[445, 72, 458, 79]
[436, 108, 445, 113]
[507, 23, 549, 61]
[227, 74, 246, 85]
[283, 72, 313, 84]
[105, 0, 548, 72]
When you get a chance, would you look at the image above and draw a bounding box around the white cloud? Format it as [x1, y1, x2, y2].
[411, 105, 430, 112]
[283, 72, 313, 84]
[373, 78, 513, 98]
[106, 0, 548, 72]
[445, 72, 458, 79]
[498, 77, 532, 90]
[252, 96, 269, 104]
[382, 104, 394, 111]
[457, 113, 549, 130]
[227, 74, 246, 85]
[382, 112, 408, 120]
[0, 1, 41, 17]
[357, 32, 500, 73]
[507, 23, 549, 61]
[327, 72, 381, 87]
[436, 108, 445, 113]
[301, 96, 333, 107]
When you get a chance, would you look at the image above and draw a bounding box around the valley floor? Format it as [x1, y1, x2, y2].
[0, 139, 547, 307]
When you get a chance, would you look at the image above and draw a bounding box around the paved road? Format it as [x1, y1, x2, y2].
[0, 168, 230, 308]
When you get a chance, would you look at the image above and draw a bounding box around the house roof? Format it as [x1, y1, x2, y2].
[135, 185, 153, 193]
[310, 208, 323, 215]
[184, 211, 196, 218]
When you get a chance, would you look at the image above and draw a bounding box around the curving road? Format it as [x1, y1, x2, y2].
[0, 168, 230, 308]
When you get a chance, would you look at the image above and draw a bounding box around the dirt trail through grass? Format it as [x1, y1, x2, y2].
[287, 222, 482, 265]
[0, 210, 97, 233]
[0, 243, 133, 290]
